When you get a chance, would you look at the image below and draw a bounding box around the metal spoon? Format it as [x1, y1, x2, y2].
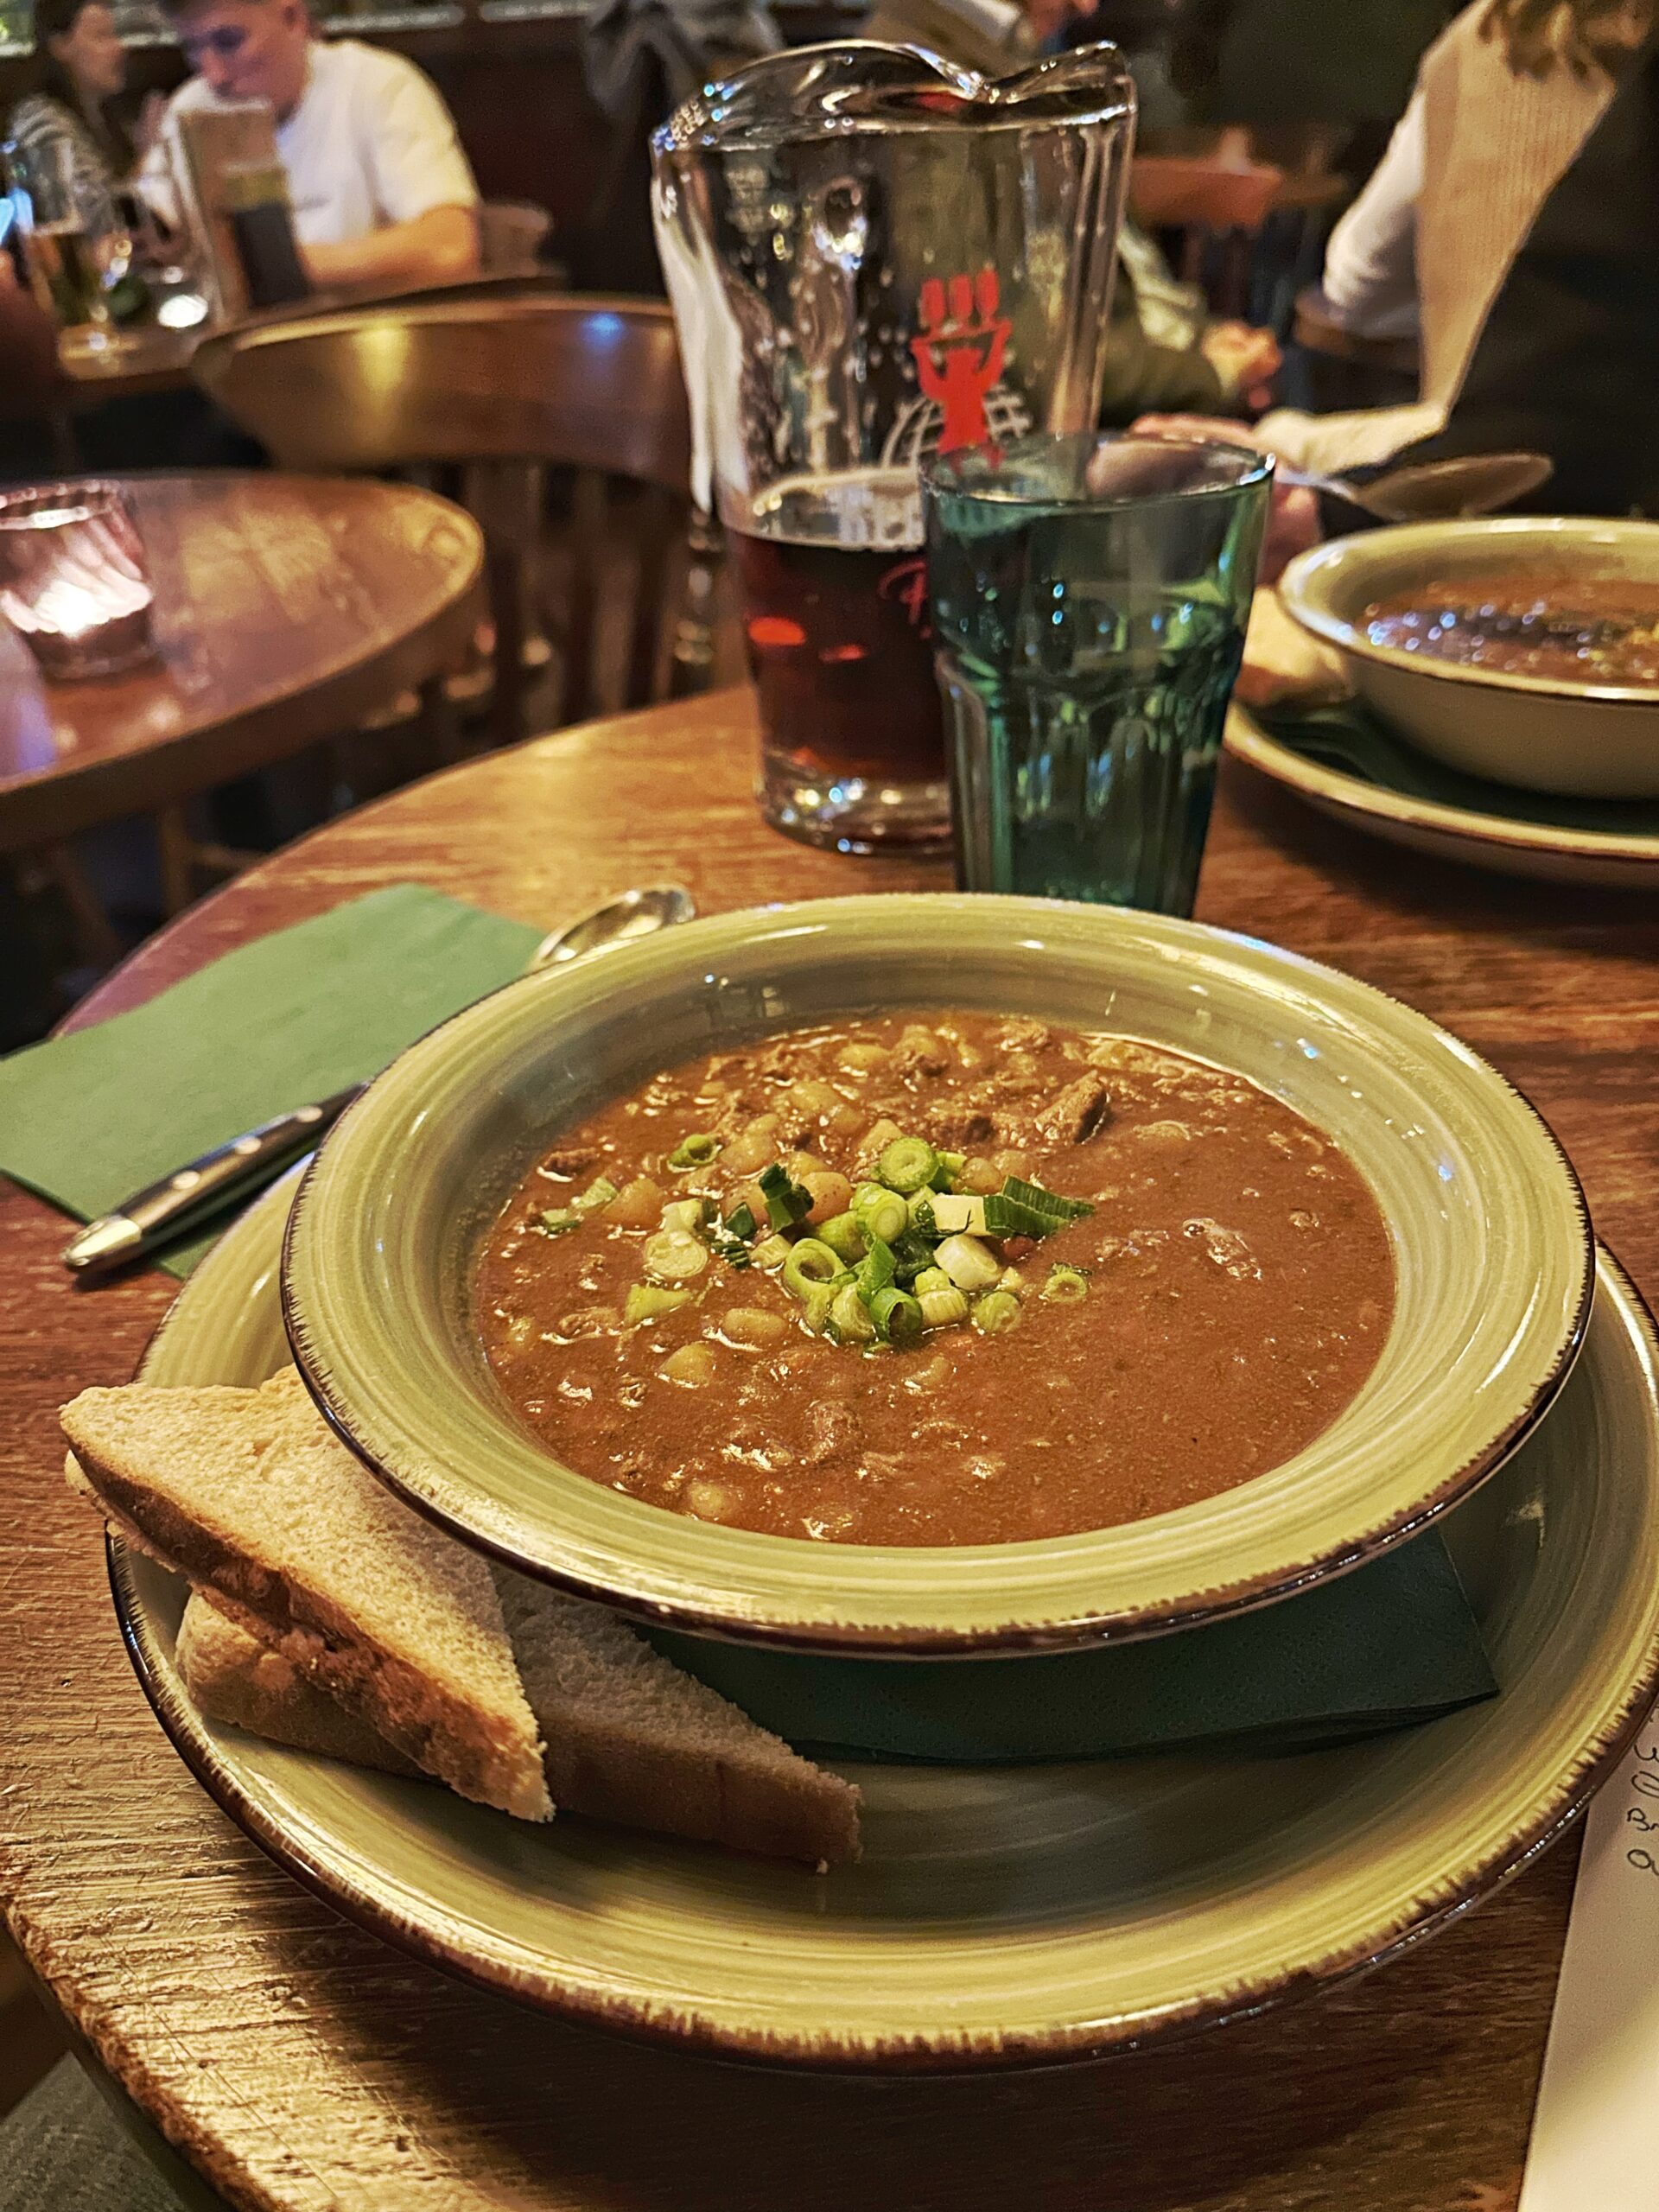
[62, 883, 698, 1281]
[1281, 450, 1554, 524]
[528, 883, 696, 969]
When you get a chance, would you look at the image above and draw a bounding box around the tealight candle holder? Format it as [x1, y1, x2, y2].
[0, 481, 156, 681]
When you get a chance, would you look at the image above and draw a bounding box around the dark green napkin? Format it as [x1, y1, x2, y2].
[0, 884, 543, 1275]
[650, 1533, 1496, 1762]
[1256, 698, 1659, 833]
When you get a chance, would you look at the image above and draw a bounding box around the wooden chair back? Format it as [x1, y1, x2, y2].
[1128, 154, 1285, 318]
[194, 296, 696, 734]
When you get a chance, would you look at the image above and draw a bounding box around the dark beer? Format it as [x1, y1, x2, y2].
[729, 469, 948, 846]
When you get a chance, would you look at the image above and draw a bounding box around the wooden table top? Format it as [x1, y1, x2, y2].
[0, 472, 482, 855]
[3, 687, 1658, 2211]
[59, 270, 567, 409]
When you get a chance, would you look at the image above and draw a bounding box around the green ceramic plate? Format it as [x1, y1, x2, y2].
[111, 1172, 1659, 2069]
[282, 894, 1592, 1653]
[1226, 702, 1659, 888]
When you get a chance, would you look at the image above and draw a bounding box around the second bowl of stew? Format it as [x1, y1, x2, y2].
[1278, 517, 1659, 798]
[283, 893, 1592, 1654]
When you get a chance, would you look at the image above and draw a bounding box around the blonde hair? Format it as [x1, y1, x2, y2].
[1481, 0, 1654, 77]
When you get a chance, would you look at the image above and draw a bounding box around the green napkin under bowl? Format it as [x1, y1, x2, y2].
[1255, 698, 1659, 833]
[0, 884, 543, 1274]
[651, 1533, 1496, 1763]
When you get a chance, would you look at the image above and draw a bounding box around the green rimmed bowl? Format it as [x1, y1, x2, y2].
[1279, 518, 1659, 798]
[282, 893, 1592, 1655]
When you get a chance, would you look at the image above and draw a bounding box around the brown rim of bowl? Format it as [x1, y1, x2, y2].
[1224, 709, 1659, 868]
[276, 943, 1597, 1656]
[1277, 524, 1659, 708]
[107, 1250, 1659, 2072]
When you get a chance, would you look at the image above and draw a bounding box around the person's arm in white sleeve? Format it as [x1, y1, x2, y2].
[302, 59, 480, 290]
[1319, 86, 1425, 342]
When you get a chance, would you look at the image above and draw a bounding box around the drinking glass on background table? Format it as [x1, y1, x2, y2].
[0, 480, 156, 679]
[925, 433, 1271, 914]
[652, 41, 1135, 853]
[3, 133, 134, 356]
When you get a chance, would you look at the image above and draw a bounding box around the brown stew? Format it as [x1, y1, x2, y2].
[1363, 572, 1659, 687]
[477, 1014, 1394, 1548]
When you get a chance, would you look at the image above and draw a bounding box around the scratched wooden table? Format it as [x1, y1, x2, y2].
[3, 688, 1658, 2212]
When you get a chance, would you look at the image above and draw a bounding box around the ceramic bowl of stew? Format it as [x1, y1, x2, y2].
[1279, 516, 1659, 798]
[282, 893, 1592, 1656]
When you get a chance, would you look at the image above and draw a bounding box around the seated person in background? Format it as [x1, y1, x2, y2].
[7, 0, 141, 238]
[1317, 91, 1423, 343]
[1098, 215, 1282, 423]
[1251, 0, 1653, 477]
[138, 0, 479, 290]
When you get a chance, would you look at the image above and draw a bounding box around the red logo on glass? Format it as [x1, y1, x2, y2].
[909, 267, 1012, 454]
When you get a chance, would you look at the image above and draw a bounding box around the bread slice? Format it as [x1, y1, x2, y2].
[493, 1570, 861, 1864]
[61, 1371, 551, 1821]
[176, 1592, 423, 1779]
[178, 1577, 862, 1865]
[67, 1371, 861, 1863]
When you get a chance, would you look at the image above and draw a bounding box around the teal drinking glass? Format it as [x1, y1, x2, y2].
[924, 433, 1272, 913]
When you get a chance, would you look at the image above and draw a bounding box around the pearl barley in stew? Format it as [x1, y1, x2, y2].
[477, 1015, 1395, 1547]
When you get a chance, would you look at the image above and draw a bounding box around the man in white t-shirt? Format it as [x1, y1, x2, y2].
[139, 0, 479, 290]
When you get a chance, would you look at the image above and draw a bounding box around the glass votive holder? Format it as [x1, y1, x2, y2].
[0, 481, 156, 680]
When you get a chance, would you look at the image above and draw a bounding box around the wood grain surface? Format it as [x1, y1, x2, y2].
[0, 474, 482, 854]
[3, 687, 1658, 2212]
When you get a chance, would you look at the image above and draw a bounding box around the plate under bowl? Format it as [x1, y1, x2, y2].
[116, 1173, 1659, 2069]
[1279, 518, 1659, 798]
[282, 894, 1592, 1655]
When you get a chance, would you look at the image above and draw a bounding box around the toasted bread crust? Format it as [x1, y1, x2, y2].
[543, 1724, 861, 1865]
[67, 1442, 550, 1821]
[178, 1597, 424, 1779]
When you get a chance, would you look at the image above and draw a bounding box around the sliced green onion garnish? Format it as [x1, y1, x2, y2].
[800, 1281, 839, 1335]
[876, 1136, 939, 1195]
[830, 1281, 875, 1343]
[759, 1160, 815, 1231]
[912, 1266, 951, 1298]
[1043, 1263, 1090, 1303]
[936, 1233, 1001, 1293]
[889, 1228, 938, 1285]
[931, 1150, 966, 1191]
[668, 1133, 722, 1169]
[852, 1182, 907, 1245]
[724, 1201, 757, 1242]
[751, 1232, 791, 1270]
[782, 1238, 844, 1300]
[927, 1192, 987, 1236]
[982, 1177, 1097, 1240]
[537, 1174, 619, 1236]
[643, 1230, 709, 1283]
[625, 1283, 694, 1325]
[918, 1283, 969, 1329]
[856, 1236, 896, 1306]
[972, 1289, 1022, 1334]
[660, 1196, 712, 1236]
[818, 1211, 867, 1265]
[870, 1287, 925, 1344]
[906, 1190, 938, 1236]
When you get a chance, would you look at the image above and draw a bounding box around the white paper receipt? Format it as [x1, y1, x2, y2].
[1519, 1717, 1659, 2211]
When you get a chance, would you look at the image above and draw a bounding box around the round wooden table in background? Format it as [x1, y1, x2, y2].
[0, 472, 483, 859]
[3, 688, 1658, 2212]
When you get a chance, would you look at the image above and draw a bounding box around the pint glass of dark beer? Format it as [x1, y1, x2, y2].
[652, 44, 1135, 853]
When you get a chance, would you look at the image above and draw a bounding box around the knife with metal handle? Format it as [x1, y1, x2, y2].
[60, 1085, 365, 1281]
